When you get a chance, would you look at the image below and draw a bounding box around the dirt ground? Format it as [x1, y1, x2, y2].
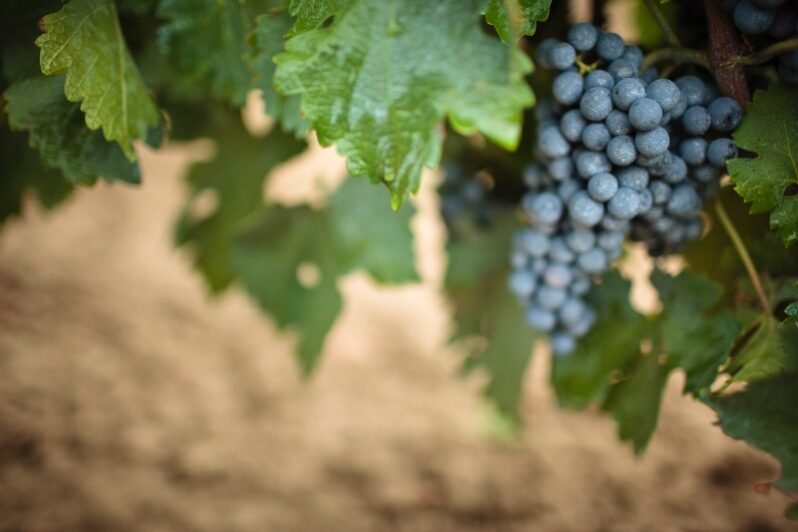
[0, 139, 794, 532]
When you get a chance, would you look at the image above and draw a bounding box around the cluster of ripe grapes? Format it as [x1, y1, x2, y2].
[723, 0, 798, 83]
[509, 23, 741, 355]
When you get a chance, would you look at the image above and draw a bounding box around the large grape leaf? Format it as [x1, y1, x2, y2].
[35, 0, 160, 160]
[274, 0, 534, 208]
[175, 109, 307, 292]
[5, 75, 139, 185]
[231, 178, 417, 373]
[728, 83, 798, 247]
[0, 126, 73, 224]
[703, 372, 798, 494]
[247, 14, 309, 137]
[483, 0, 551, 43]
[157, 0, 264, 106]
[447, 213, 538, 422]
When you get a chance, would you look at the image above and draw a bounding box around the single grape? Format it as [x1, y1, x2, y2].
[734, 0, 776, 34]
[508, 270, 537, 298]
[557, 179, 582, 202]
[571, 276, 591, 296]
[538, 285, 568, 309]
[538, 125, 571, 158]
[675, 76, 707, 107]
[661, 154, 688, 184]
[649, 181, 672, 205]
[598, 230, 625, 252]
[679, 137, 708, 165]
[708, 97, 743, 132]
[637, 188, 654, 213]
[580, 86, 614, 121]
[608, 186, 641, 219]
[707, 138, 738, 167]
[535, 38, 558, 69]
[622, 45, 644, 66]
[544, 264, 574, 289]
[577, 247, 608, 273]
[517, 228, 551, 257]
[635, 127, 670, 157]
[560, 298, 588, 325]
[584, 69, 615, 90]
[646, 79, 681, 112]
[582, 123, 612, 151]
[548, 157, 575, 181]
[566, 228, 597, 253]
[524, 191, 564, 225]
[596, 32, 625, 61]
[666, 184, 702, 218]
[553, 71, 585, 105]
[605, 109, 632, 136]
[526, 306, 556, 331]
[549, 237, 576, 263]
[629, 98, 664, 131]
[523, 164, 545, 188]
[612, 78, 647, 111]
[601, 215, 629, 231]
[561, 109, 587, 142]
[549, 331, 576, 357]
[568, 190, 605, 227]
[575, 150, 612, 178]
[568, 308, 597, 336]
[551, 332, 577, 356]
[617, 165, 649, 191]
[609, 58, 637, 81]
[606, 135, 637, 166]
[550, 42, 577, 69]
[567, 22, 599, 51]
[587, 172, 619, 202]
[682, 105, 712, 135]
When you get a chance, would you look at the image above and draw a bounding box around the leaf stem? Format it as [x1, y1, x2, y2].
[714, 200, 772, 314]
[641, 47, 709, 73]
[643, 0, 680, 48]
[734, 38, 798, 66]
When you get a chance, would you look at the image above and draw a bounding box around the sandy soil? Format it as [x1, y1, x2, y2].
[0, 140, 794, 532]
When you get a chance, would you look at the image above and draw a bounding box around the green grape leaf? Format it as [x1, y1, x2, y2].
[327, 179, 418, 283]
[232, 204, 342, 373]
[157, 0, 258, 106]
[0, 127, 73, 224]
[175, 109, 307, 292]
[35, 0, 160, 160]
[5, 75, 139, 185]
[726, 311, 798, 383]
[652, 270, 741, 394]
[248, 14, 309, 137]
[483, 0, 551, 43]
[287, 0, 341, 35]
[552, 272, 648, 409]
[728, 83, 798, 247]
[231, 178, 417, 373]
[703, 372, 798, 493]
[274, 0, 534, 208]
[446, 213, 538, 422]
[603, 352, 669, 455]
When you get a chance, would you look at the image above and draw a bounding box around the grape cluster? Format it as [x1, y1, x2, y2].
[722, 0, 798, 83]
[510, 23, 741, 355]
[439, 161, 493, 234]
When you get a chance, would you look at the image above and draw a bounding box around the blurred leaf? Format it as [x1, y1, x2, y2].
[0, 126, 73, 224]
[248, 13, 309, 137]
[447, 212, 538, 421]
[274, 0, 533, 208]
[5, 75, 140, 185]
[232, 178, 418, 373]
[175, 110, 307, 292]
[726, 312, 798, 383]
[728, 83, 798, 247]
[552, 272, 647, 409]
[703, 372, 798, 493]
[653, 270, 740, 393]
[287, 0, 341, 35]
[36, 0, 160, 160]
[603, 352, 669, 455]
[483, 0, 551, 43]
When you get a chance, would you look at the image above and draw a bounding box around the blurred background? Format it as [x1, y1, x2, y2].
[0, 131, 793, 531]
